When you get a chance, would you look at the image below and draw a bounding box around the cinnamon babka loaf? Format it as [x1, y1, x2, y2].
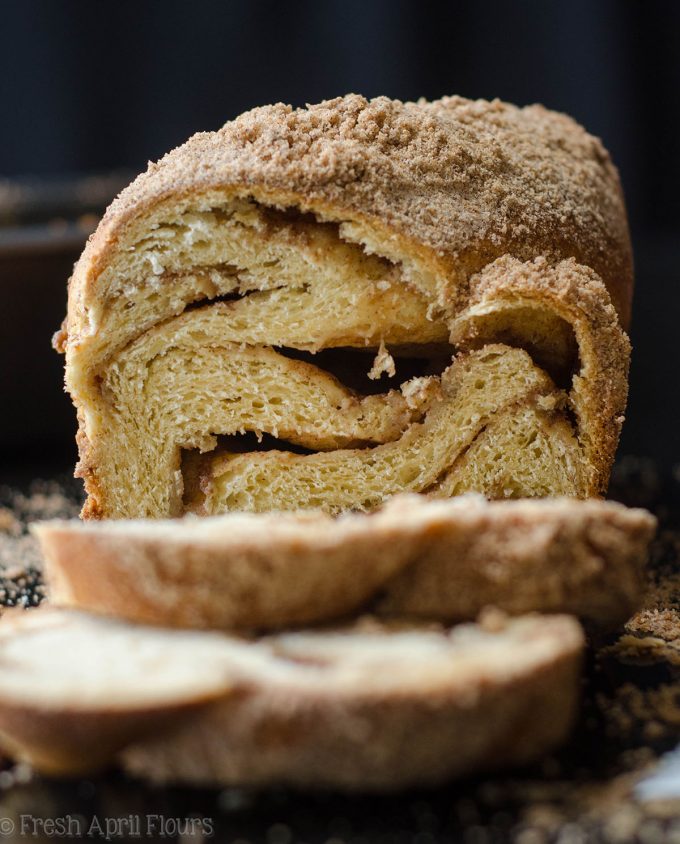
[56, 95, 632, 519]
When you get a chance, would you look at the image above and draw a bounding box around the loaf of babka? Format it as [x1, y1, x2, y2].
[55, 94, 631, 519]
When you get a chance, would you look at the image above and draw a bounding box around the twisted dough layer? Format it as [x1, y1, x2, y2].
[58, 95, 631, 518]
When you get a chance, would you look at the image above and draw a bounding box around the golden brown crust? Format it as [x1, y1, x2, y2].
[0, 697, 206, 776]
[35, 495, 655, 632]
[450, 256, 631, 496]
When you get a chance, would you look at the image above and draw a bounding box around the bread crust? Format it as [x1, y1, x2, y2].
[0, 697, 208, 776]
[35, 495, 655, 632]
[451, 256, 631, 495]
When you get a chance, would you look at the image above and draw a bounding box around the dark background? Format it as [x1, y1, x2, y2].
[1, 0, 678, 478]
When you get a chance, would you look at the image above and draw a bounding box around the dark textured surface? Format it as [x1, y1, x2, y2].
[0, 460, 679, 843]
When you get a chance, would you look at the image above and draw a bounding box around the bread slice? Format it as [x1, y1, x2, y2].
[56, 95, 631, 519]
[34, 494, 656, 632]
[0, 607, 584, 789]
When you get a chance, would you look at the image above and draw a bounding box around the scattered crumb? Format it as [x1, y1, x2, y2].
[368, 339, 396, 380]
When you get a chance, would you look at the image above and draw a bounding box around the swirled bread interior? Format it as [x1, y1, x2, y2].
[60, 95, 631, 518]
